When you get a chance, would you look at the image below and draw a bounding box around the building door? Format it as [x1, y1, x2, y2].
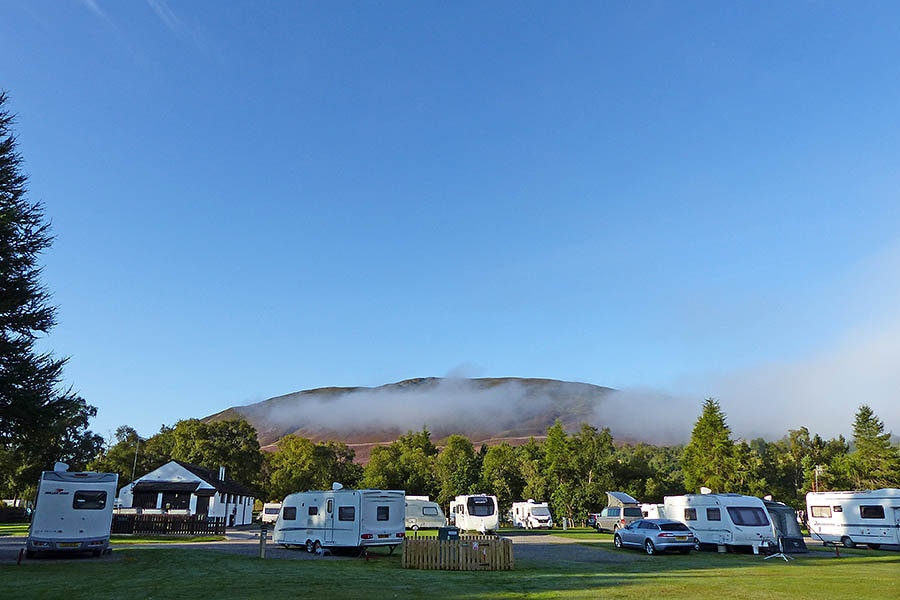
[195, 495, 210, 518]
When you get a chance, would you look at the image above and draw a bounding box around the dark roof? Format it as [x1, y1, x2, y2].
[171, 461, 255, 497]
[132, 481, 200, 493]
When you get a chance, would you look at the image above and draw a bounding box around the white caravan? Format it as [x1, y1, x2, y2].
[404, 496, 447, 530]
[273, 484, 405, 554]
[806, 488, 900, 549]
[26, 463, 118, 558]
[664, 493, 773, 553]
[259, 502, 282, 524]
[510, 499, 553, 529]
[449, 494, 499, 533]
[641, 503, 666, 519]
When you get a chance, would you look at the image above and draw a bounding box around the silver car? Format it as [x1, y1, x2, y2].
[613, 518, 696, 555]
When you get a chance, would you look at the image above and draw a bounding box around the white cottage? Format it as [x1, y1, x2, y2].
[117, 460, 255, 526]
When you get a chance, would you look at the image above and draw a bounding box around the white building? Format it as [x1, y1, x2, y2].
[116, 460, 255, 526]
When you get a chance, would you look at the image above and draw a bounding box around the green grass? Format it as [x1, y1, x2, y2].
[4, 539, 900, 600]
[0, 522, 29, 536]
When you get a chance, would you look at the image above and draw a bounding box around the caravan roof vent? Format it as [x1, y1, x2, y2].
[332, 482, 344, 490]
[54, 462, 69, 472]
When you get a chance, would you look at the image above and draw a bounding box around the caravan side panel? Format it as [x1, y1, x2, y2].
[664, 494, 772, 551]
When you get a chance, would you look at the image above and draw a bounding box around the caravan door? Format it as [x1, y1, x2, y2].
[325, 497, 336, 545]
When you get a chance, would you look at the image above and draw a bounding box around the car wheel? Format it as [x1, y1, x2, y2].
[841, 537, 855, 548]
[613, 534, 623, 549]
[644, 540, 656, 555]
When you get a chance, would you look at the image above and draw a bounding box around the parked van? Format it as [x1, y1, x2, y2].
[273, 483, 405, 554]
[404, 496, 446, 530]
[449, 494, 499, 533]
[664, 493, 773, 553]
[511, 499, 553, 529]
[806, 488, 900, 549]
[259, 502, 282, 524]
[26, 463, 118, 558]
[594, 491, 643, 532]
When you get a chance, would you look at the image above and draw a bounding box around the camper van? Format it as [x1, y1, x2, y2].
[26, 463, 118, 558]
[594, 491, 643, 532]
[259, 502, 282, 524]
[405, 496, 447, 530]
[664, 493, 773, 553]
[806, 488, 900, 549]
[510, 499, 553, 529]
[272, 484, 405, 554]
[449, 494, 499, 533]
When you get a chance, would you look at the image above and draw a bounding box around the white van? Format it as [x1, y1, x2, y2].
[449, 494, 499, 533]
[806, 488, 900, 549]
[273, 483, 405, 554]
[26, 463, 118, 558]
[259, 502, 282, 524]
[664, 493, 773, 553]
[405, 496, 446, 530]
[510, 500, 553, 529]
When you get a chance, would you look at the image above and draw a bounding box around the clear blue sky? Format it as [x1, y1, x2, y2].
[3, 1, 899, 442]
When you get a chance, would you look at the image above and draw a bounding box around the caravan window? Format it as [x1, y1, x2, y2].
[467, 497, 496, 517]
[327, 499, 333, 514]
[727, 506, 769, 527]
[860, 505, 885, 519]
[377, 506, 390, 521]
[338, 506, 355, 521]
[423, 506, 439, 516]
[282, 506, 297, 520]
[73, 491, 107, 510]
[706, 508, 721, 521]
[810, 505, 831, 518]
[683, 508, 697, 521]
[308, 506, 318, 516]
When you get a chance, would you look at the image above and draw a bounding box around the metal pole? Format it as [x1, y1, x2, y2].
[259, 524, 267, 559]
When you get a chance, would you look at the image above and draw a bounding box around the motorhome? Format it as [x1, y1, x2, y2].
[511, 499, 553, 529]
[404, 496, 447, 530]
[806, 488, 900, 549]
[272, 484, 405, 554]
[664, 493, 773, 553]
[763, 500, 807, 553]
[259, 502, 282, 524]
[26, 463, 118, 558]
[449, 494, 499, 533]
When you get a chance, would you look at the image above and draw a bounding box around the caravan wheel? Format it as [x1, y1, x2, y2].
[305, 539, 315, 553]
[841, 537, 856, 548]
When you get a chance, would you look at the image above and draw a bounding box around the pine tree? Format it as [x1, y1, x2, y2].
[0, 91, 101, 497]
[849, 405, 900, 489]
[681, 398, 735, 492]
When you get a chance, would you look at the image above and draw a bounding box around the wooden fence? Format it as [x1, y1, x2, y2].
[402, 535, 514, 571]
[111, 514, 227, 536]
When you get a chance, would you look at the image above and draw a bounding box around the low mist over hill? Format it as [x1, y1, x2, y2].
[206, 377, 628, 455]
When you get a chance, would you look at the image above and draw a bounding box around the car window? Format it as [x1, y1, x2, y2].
[660, 522, 691, 532]
[623, 507, 643, 517]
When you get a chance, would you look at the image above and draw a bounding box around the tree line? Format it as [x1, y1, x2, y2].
[79, 399, 900, 524]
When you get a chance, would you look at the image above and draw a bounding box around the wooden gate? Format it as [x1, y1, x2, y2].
[402, 535, 514, 570]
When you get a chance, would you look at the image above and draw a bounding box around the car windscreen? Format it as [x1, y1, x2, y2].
[660, 522, 691, 532]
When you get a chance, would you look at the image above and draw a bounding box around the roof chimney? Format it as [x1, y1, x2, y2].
[219, 466, 226, 480]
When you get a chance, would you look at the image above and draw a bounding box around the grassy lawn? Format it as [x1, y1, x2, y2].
[0, 522, 29, 537]
[4, 536, 900, 600]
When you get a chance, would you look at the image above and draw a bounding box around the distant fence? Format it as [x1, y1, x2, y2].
[111, 514, 226, 536]
[402, 535, 514, 571]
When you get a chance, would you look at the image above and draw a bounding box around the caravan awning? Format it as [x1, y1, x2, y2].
[131, 481, 201, 493]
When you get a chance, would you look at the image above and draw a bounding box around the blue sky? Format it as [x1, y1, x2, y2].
[2, 1, 899, 442]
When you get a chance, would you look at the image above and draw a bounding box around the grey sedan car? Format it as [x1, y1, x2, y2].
[613, 519, 696, 555]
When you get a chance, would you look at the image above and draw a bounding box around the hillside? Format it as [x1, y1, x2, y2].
[205, 377, 616, 459]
